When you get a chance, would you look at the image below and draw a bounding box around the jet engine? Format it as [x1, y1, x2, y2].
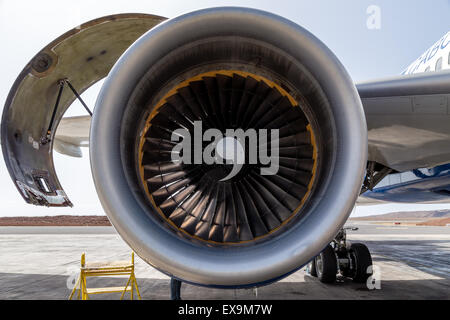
[90, 7, 367, 287]
[1, 7, 367, 287]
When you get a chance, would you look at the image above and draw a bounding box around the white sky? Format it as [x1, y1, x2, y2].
[1, 0, 450, 217]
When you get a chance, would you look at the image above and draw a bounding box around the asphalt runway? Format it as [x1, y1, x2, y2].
[0, 222, 448, 300]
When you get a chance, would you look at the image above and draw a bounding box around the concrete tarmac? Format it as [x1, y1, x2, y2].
[0, 222, 448, 300]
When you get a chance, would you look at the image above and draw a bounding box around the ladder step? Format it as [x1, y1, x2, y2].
[84, 261, 132, 270]
[85, 286, 131, 294]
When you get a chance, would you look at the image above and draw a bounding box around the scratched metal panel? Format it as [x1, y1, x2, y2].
[1, 13, 166, 206]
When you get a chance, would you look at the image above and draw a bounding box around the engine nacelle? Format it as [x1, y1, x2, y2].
[90, 7, 367, 287]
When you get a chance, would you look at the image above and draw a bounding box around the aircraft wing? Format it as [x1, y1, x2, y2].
[1, 11, 449, 210]
[358, 70, 450, 173]
[53, 115, 91, 157]
[54, 71, 450, 172]
[41, 70, 450, 209]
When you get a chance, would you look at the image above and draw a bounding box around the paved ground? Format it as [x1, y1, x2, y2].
[0, 222, 448, 300]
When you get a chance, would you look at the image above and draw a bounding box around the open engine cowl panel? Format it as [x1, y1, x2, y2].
[0, 13, 166, 207]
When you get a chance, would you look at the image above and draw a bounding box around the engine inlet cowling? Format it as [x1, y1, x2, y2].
[90, 7, 367, 287]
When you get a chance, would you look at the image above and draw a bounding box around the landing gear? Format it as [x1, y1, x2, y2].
[347, 243, 373, 283]
[308, 227, 373, 284]
[315, 244, 337, 283]
[308, 259, 317, 277]
[170, 278, 182, 300]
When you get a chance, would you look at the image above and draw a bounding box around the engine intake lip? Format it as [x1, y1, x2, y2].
[90, 7, 367, 287]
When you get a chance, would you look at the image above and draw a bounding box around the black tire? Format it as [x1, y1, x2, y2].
[350, 243, 373, 283]
[315, 245, 337, 283]
[309, 259, 317, 277]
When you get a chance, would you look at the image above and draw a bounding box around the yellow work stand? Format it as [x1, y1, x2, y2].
[69, 252, 141, 300]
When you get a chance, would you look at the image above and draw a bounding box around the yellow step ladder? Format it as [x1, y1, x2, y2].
[69, 252, 141, 300]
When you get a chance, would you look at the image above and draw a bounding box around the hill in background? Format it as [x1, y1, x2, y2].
[1, 211, 449, 226]
[350, 210, 450, 226]
[350, 210, 450, 221]
[0, 215, 111, 226]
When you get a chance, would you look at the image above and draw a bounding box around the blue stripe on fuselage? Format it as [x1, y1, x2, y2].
[361, 164, 450, 203]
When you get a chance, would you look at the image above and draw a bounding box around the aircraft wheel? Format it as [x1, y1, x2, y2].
[350, 243, 373, 283]
[308, 259, 317, 277]
[315, 245, 337, 283]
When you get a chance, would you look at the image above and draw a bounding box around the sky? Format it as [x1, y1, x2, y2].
[0, 0, 449, 217]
